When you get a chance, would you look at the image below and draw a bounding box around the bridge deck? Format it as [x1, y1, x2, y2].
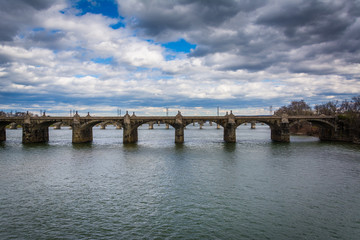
[0, 115, 336, 121]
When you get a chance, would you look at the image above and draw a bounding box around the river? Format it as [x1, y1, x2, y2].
[0, 124, 359, 239]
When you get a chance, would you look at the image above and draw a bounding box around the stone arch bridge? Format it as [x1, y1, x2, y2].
[0, 111, 339, 144]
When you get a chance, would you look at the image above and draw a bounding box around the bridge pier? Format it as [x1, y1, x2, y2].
[224, 111, 237, 143]
[0, 126, 5, 141]
[174, 111, 184, 143]
[53, 122, 61, 129]
[10, 123, 18, 129]
[72, 123, 93, 143]
[251, 122, 256, 129]
[224, 123, 236, 143]
[123, 112, 138, 144]
[71, 112, 93, 143]
[149, 122, 154, 129]
[100, 123, 106, 129]
[22, 123, 49, 143]
[123, 124, 138, 143]
[165, 123, 169, 129]
[175, 126, 184, 143]
[271, 125, 290, 142]
[317, 120, 357, 142]
[271, 117, 290, 142]
[318, 124, 351, 142]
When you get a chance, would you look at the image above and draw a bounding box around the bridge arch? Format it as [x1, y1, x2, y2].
[0, 120, 21, 128]
[235, 119, 288, 142]
[72, 120, 124, 143]
[184, 120, 225, 129]
[132, 120, 178, 129]
[289, 118, 336, 141]
[0, 120, 23, 141]
[96, 121, 122, 129]
[236, 120, 276, 129]
[124, 119, 179, 144]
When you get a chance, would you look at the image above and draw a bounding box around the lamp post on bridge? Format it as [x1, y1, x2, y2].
[165, 107, 169, 129]
[216, 106, 220, 129]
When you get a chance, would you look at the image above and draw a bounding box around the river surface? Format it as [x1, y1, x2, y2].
[0, 124, 359, 239]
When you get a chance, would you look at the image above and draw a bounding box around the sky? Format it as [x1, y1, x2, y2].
[0, 0, 359, 116]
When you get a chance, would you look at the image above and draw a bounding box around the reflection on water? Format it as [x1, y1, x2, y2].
[222, 142, 237, 153]
[0, 125, 359, 239]
[72, 142, 94, 150]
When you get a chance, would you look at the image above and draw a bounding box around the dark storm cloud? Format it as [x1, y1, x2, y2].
[22, 29, 67, 50]
[118, 0, 266, 37]
[256, 0, 355, 44]
[118, 0, 360, 73]
[0, 0, 54, 41]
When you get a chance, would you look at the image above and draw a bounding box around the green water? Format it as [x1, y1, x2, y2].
[1, 125, 359, 239]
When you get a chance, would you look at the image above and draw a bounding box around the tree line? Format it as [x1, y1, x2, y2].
[274, 96, 360, 117]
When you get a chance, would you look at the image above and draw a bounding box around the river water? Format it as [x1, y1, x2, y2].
[0, 124, 359, 239]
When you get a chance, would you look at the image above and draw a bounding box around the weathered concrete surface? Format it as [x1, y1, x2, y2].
[270, 117, 290, 142]
[175, 126, 184, 143]
[0, 126, 5, 141]
[271, 124, 290, 142]
[174, 111, 184, 143]
[22, 123, 49, 143]
[123, 112, 138, 144]
[318, 119, 359, 143]
[123, 124, 138, 143]
[224, 123, 236, 143]
[71, 112, 93, 143]
[72, 123, 93, 143]
[223, 112, 236, 143]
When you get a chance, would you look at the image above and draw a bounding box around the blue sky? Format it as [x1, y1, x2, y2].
[0, 0, 359, 116]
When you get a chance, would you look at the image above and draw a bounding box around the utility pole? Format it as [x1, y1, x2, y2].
[217, 106, 219, 116]
[270, 105, 273, 115]
[166, 107, 169, 116]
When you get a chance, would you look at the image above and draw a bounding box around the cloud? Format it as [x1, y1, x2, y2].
[117, 0, 262, 40]
[117, 0, 360, 73]
[0, 0, 60, 41]
[0, 0, 359, 115]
